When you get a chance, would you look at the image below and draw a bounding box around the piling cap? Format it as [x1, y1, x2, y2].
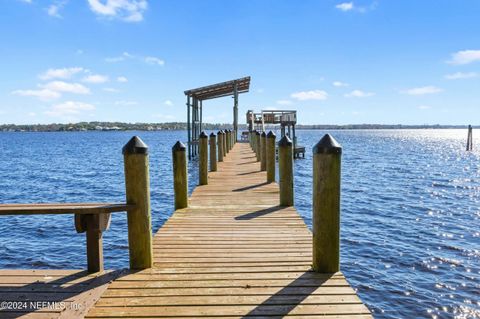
[217, 130, 223, 135]
[267, 131, 276, 138]
[255, 131, 261, 136]
[122, 136, 148, 155]
[210, 132, 216, 137]
[261, 131, 267, 137]
[278, 135, 292, 147]
[199, 131, 208, 138]
[172, 141, 186, 151]
[313, 134, 342, 155]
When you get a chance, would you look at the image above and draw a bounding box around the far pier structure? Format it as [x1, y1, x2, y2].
[184, 76, 250, 159]
[247, 109, 306, 158]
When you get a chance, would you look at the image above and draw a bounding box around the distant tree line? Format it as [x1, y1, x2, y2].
[0, 122, 475, 132]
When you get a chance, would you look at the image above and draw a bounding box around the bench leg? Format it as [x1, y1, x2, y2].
[85, 214, 104, 273]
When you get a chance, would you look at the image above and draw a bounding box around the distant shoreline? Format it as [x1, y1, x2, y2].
[0, 122, 477, 132]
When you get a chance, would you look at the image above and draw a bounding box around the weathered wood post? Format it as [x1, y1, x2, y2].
[278, 135, 294, 206]
[199, 131, 208, 185]
[228, 129, 233, 150]
[210, 132, 217, 171]
[251, 130, 256, 151]
[255, 131, 261, 162]
[266, 131, 276, 183]
[75, 213, 110, 272]
[260, 131, 267, 171]
[467, 125, 473, 151]
[312, 134, 342, 273]
[123, 136, 153, 269]
[222, 130, 227, 156]
[172, 141, 188, 210]
[217, 130, 224, 162]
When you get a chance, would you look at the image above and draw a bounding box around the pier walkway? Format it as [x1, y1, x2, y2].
[86, 142, 371, 318]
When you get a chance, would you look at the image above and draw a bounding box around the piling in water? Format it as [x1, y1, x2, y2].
[210, 132, 217, 171]
[278, 135, 294, 206]
[123, 136, 153, 269]
[199, 131, 208, 185]
[172, 141, 188, 210]
[266, 131, 276, 183]
[312, 134, 342, 273]
[467, 125, 473, 151]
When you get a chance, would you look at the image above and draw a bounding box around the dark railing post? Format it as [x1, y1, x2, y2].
[123, 136, 153, 269]
[210, 132, 217, 171]
[260, 131, 267, 171]
[199, 131, 208, 185]
[278, 135, 293, 206]
[312, 134, 342, 273]
[172, 141, 188, 210]
[266, 131, 276, 183]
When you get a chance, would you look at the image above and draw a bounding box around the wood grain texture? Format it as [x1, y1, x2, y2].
[86, 142, 371, 318]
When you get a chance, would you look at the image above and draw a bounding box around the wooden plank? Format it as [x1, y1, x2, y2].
[0, 203, 133, 215]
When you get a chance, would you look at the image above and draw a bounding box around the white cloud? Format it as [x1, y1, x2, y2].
[47, 1, 67, 18]
[117, 76, 128, 82]
[82, 74, 109, 83]
[103, 87, 120, 93]
[402, 86, 442, 95]
[45, 101, 95, 116]
[276, 100, 292, 105]
[418, 105, 431, 110]
[39, 67, 84, 80]
[114, 100, 138, 106]
[336, 2, 354, 11]
[42, 81, 90, 94]
[333, 81, 349, 87]
[164, 100, 173, 106]
[105, 52, 132, 63]
[12, 89, 60, 101]
[27, 112, 37, 117]
[18, 0, 32, 3]
[290, 90, 328, 101]
[444, 72, 478, 80]
[87, 0, 148, 22]
[345, 90, 375, 98]
[448, 50, 480, 65]
[145, 56, 165, 66]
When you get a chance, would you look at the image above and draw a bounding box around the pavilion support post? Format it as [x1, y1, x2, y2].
[187, 96, 191, 159]
[312, 134, 342, 273]
[233, 81, 238, 142]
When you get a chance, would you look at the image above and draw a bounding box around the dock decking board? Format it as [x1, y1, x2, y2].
[85, 142, 371, 318]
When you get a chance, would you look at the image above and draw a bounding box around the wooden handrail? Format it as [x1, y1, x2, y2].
[0, 203, 133, 215]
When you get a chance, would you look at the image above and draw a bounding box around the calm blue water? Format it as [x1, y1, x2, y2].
[0, 129, 479, 319]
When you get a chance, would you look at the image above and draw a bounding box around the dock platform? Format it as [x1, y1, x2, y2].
[1, 142, 371, 318]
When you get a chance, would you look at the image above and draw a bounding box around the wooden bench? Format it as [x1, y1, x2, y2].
[0, 203, 133, 272]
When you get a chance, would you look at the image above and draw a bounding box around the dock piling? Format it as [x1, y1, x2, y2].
[210, 132, 217, 171]
[467, 125, 473, 151]
[278, 135, 294, 206]
[312, 134, 342, 273]
[255, 131, 261, 162]
[123, 136, 153, 269]
[222, 130, 227, 156]
[172, 141, 188, 210]
[266, 131, 276, 183]
[261, 131, 267, 171]
[199, 131, 208, 185]
[217, 131, 224, 162]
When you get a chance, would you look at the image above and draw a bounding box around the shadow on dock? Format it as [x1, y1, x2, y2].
[233, 181, 270, 192]
[0, 269, 127, 318]
[235, 205, 286, 220]
[241, 272, 333, 318]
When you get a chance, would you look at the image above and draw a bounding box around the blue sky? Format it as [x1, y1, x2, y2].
[0, 0, 479, 125]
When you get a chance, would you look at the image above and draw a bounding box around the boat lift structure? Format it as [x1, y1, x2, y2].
[246, 109, 305, 158]
[184, 77, 250, 159]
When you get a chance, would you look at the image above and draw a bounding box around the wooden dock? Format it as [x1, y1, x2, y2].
[0, 142, 371, 318]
